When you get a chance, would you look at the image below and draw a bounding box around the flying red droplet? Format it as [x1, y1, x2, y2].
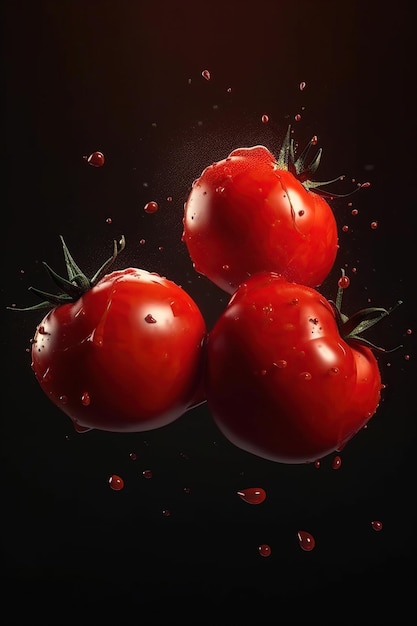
[295, 114, 301, 122]
[261, 114, 269, 124]
[142, 469, 152, 479]
[109, 475, 124, 491]
[297, 530, 315, 551]
[86, 151, 105, 167]
[370, 221, 378, 230]
[299, 81, 306, 91]
[202, 69, 211, 80]
[338, 275, 350, 289]
[144, 201, 159, 214]
[371, 520, 383, 531]
[258, 544, 271, 557]
[237, 487, 266, 504]
[144, 313, 157, 324]
[81, 391, 91, 406]
[332, 455, 342, 470]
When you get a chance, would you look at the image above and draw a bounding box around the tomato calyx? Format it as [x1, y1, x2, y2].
[329, 270, 403, 353]
[276, 125, 363, 199]
[9, 235, 126, 312]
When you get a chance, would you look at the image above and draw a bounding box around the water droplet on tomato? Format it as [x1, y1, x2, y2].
[329, 367, 339, 375]
[273, 359, 287, 369]
[299, 81, 306, 91]
[202, 69, 211, 80]
[297, 531, 315, 551]
[300, 372, 312, 381]
[109, 475, 124, 491]
[338, 275, 350, 289]
[144, 313, 157, 324]
[142, 469, 153, 479]
[81, 391, 91, 406]
[258, 544, 271, 557]
[144, 201, 158, 214]
[332, 455, 342, 470]
[86, 151, 105, 167]
[371, 520, 383, 531]
[261, 114, 269, 123]
[370, 221, 378, 229]
[237, 487, 266, 504]
[298, 209, 305, 216]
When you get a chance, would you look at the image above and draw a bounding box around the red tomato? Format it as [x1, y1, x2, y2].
[182, 134, 338, 294]
[204, 272, 385, 463]
[27, 237, 207, 433]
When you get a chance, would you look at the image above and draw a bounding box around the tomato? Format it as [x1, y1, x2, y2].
[182, 130, 339, 294]
[25, 236, 207, 433]
[204, 271, 388, 464]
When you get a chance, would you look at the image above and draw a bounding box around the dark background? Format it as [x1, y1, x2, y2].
[2, 1, 416, 624]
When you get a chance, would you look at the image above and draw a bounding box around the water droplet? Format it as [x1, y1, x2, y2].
[295, 113, 301, 122]
[167, 196, 173, 202]
[142, 469, 153, 479]
[314, 460, 321, 469]
[298, 209, 305, 216]
[370, 221, 378, 229]
[258, 544, 271, 557]
[297, 531, 315, 551]
[139, 238, 146, 245]
[227, 87, 232, 93]
[144, 313, 157, 324]
[406, 328, 412, 335]
[86, 151, 105, 167]
[106, 217, 112, 224]
[342, 225, 349, 233]
[299, 372, 312, 381]
[237, 487, 266, 505]
[144, 201, 158, 214]
[351, 208, 358, 216]
[81, 391, 91, 406]
[129, 452, 137, 461]
[332, 455, 342, 470]
[311, 135, 318, 145]
[404, 354, 410, 361]
[261, 114, 269, 123]
[202, 69, 211, 80]
[371, 520, 383, 531]
[338, 275, 350, 289]
[59, 395, 68, 404]
[299, 81, 306, 91]
[109, 475, 124, 490]
[162, 509, 171, 517]
[273, 359, 287, 369]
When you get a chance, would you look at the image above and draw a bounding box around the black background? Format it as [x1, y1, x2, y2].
[2, 1, 416, 624]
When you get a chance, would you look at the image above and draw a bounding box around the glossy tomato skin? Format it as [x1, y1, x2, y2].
[183, 146, 338, 294]
[31, 268, 207, 432]
[205, 272, 381, 463]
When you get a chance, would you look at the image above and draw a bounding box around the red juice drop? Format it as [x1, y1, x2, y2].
[258, 544, 271, 557]
[297, 530, 315, 551]
[237, 487, 266, 504]
[109, 475, 124, 491]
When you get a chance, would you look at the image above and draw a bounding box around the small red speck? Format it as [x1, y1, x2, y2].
[261, 114, 269, 123]
[406, 329, 412, 335]
[109, 475, 124, 491]
[144, 313, 157, 324]
[81, 391, 91, 406]
[342, 225, 349, 233]
[258, 544, 271, 557]
[295, 114, 301, 122]
[167, 196, 173, 202]
[142, 469, 152, 479]
[227, 87, 232, 93]
[162, 509, 171, 517]
[370, 221, 378, 229]
[139, 238, 146, 245]
[202, 69, 211, 80]
[299, 81, 306, 91]
[314, 460, 321, 468]
[106, 218, 112, 224]
[371, 520, 383, 531]
[129, 452, 137, 461]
